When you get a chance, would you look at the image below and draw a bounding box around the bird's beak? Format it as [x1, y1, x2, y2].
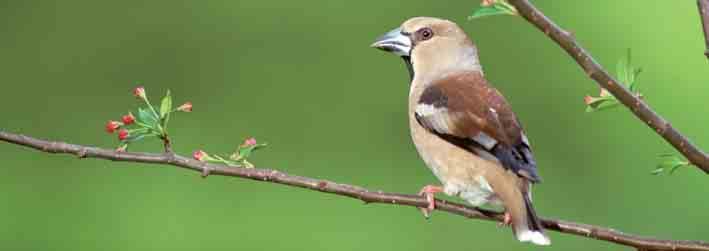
[371, 27, 411, 57]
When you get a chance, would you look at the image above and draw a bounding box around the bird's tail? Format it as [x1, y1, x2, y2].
[513, 196, 551, 246]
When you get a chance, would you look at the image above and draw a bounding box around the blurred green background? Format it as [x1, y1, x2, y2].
[1, 1, 708, 250]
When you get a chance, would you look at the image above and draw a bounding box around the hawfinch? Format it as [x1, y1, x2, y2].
[371, 17, 550, 246]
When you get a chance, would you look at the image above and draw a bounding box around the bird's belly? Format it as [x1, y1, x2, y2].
[410, 119, 501, 207]
[447, 177, 501, 207]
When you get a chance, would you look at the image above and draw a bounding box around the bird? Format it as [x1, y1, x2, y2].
[371, 17, 550, 246]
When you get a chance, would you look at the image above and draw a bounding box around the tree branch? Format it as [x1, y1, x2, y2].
[507, 0, 709, 174]
[698, 0, 709, 59]
[1, 130, 707, 250]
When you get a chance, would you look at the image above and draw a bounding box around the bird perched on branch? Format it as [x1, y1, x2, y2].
[371, 17, 550, 246]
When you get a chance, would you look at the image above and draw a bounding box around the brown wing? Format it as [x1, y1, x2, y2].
[415, 72, 541, 182]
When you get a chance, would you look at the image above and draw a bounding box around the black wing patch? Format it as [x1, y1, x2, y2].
[490, 142, 541, 183]
[418, 84, 447, 108]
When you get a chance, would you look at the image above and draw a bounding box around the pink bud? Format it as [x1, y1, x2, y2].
[118, 129, 129, 141]
[133, 86, 146, 99]
[599, 88, 610, 97]
[177, 102, 193, 112]
[122, 113, 135, 125]
[193, 150, 207, 161]
[106, 120, 121, 133]
[116, 144, 128, 152]
[481, 0, 495, 6]
[243, 137, 257, 147]
[583, 95, 594, 105]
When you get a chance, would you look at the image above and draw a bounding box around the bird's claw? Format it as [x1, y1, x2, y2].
[497, 212, 512, 227]
[417, 185, 443, 219]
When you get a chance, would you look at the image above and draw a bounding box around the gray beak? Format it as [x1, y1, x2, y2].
[371, 27, 411, 56]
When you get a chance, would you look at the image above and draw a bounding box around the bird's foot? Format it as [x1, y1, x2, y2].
[417, 185, 444, 219]
[497, 212, 512, 227]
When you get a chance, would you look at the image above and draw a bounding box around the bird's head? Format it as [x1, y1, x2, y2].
[371, 17, 482, 81]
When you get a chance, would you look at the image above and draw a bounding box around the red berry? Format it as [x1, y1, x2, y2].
[106, 120, 121, 133]
[118, 129, 129, 141]
[122, 113, 135, 125]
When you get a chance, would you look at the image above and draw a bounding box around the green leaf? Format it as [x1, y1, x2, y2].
[238, 146, 255, 159]
[122, 132, 147, 143]
[616, 56, 628, 85]
[669, 164, 684, 174]
[497, 1, 518, 13]
[470, 7, 507, 19]
[654, 154, 690, 175]
[651, 167, 664, 175]
[160, 90, 172, 119]
[587, 48, 644, 113]
[137, 107, 158, 128]
[469, 2, 516, 19]
[630, 67, 643, 92]
[585, 97, 620, 112]
[657, 159, 678, 170]
[235, 143, 267, 160]
[618, 48, 643, 93]
[212, 154, 240, 167]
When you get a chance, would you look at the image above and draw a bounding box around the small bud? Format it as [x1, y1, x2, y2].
[133, 86, 146, 99]
[583, 95, 594, 105]
[106, 120, 121, 133]
[122, 113, 135, 125]
[118, 129, 129, 141]
[481, 0, 495, 6]
[243, 137, 257, 147]
[116, 144, 128, 152]
[176, 102, 193, 112]
[599, 88, 610, 97]
[193, 150, 207, 161]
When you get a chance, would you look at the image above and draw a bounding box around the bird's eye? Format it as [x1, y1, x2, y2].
[417, 28, 434, 41]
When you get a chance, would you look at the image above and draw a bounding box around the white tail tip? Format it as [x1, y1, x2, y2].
[517, 230, 551, 246]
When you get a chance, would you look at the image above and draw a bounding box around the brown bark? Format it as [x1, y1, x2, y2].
[1, 130, 707, 250]
[698, 0, 709, 59]
[507, 0, 709, 174]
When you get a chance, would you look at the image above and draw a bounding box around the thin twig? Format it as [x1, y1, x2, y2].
[698, 0, 709, 59]
[161, 134, 173, 153]
[1, 130, 707, 250]
[507, 0, 709, 174]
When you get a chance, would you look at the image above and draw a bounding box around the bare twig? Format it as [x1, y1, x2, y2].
[507, 0, 709, 174]
[161, 134, 173, 153]
[1, 130, 707, 250]
[699, 0, 709, 59]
